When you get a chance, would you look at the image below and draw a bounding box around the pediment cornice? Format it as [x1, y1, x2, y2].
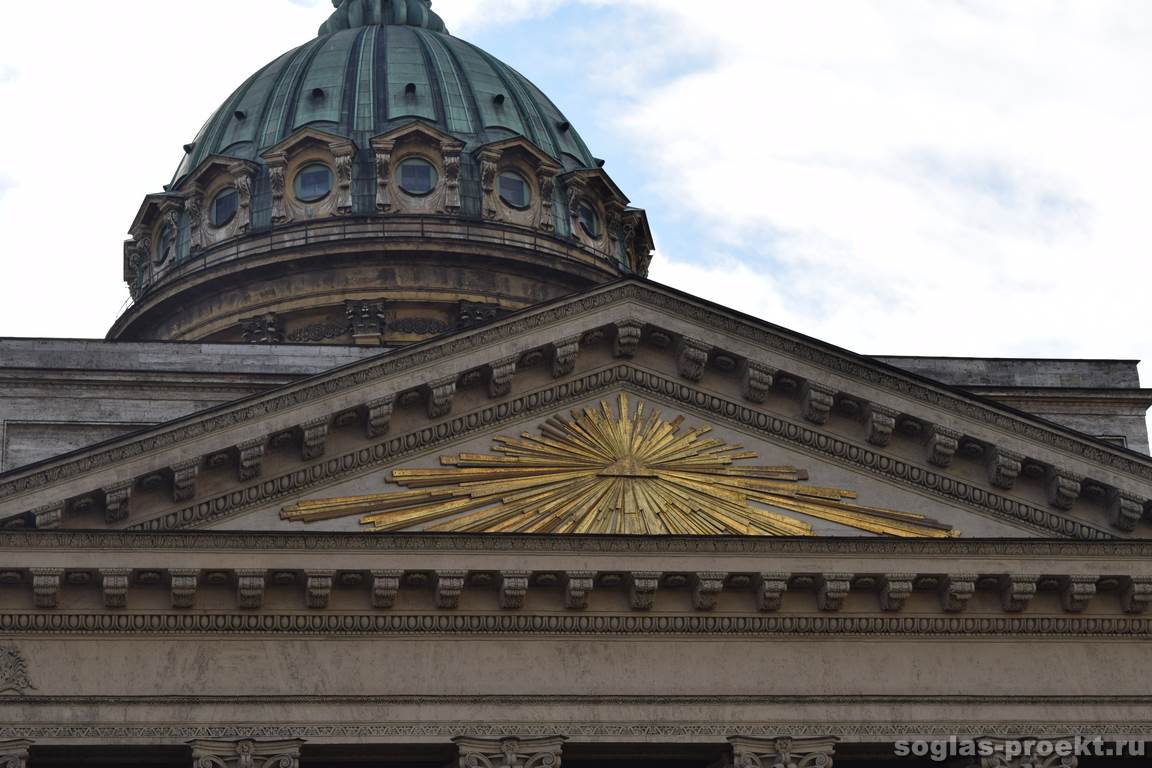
[2, 281, 1151, 537]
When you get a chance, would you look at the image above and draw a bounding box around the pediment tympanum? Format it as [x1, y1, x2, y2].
[282, 394, 957, 537]
[4, 282, 1152, 539]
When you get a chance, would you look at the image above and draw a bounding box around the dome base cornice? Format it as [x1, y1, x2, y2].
[109, 215, 627, 343]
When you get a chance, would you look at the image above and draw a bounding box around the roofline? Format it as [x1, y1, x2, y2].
[2, 277, 1151, 483]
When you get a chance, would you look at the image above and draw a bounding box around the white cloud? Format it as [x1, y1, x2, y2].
[596, 1, 1152, 361]
[1, 0, 1150, 410]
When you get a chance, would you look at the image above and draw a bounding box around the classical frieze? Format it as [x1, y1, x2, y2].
[0, 557, 1149, 617]
[0, 611, 1146, 639]
[3, 717, 1152, 744]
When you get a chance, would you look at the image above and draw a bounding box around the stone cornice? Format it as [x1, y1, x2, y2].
[1, 719, 1151, 743]
[2, 529, 1151, 556]
[117, 368, 1111, 538]
[0, 612, 1146, 638]
[5, 282, 1152, 534]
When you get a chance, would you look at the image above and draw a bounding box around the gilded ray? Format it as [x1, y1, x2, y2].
[282, 394, 960, 538]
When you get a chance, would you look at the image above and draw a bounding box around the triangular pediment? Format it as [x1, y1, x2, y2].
[2, 281, 1150, 539]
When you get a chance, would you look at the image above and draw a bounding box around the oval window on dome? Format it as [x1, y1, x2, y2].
[578, 200, 601, 238]
[211, 188, 239, 228]
[294, 163, 333, 203]
[397, 158, 438, 196]
[498, 171, 532, 210]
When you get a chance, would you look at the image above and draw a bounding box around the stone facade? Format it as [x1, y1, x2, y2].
[0, 2, 1149, 765]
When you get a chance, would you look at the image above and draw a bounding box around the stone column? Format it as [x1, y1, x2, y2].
[0, 740, 32, 768]
[453, 735, 566, 768]
[189, 738, 305, 768]
[714, 736, 838, 768]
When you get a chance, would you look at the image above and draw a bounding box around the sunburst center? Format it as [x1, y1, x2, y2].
[596, 454, 657, 478]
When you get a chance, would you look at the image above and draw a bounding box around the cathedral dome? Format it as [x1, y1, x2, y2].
[170, 1, 596, 187]
[112, 0, 653, 345]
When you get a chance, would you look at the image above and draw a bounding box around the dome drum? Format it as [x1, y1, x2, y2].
[114, 2, 654, 343]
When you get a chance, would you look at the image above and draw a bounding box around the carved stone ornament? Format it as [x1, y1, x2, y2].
[170, 569, 200, 609]
[926, 426, 962, 468]
[267, 161, 288, 224]
[0, 645, 34, 694]
[0, 740, 33, 768]
[101, 568, 131, 609]
[537, 168, 557, 231]
[499, 571, 530, 609]
[186, 189, 205, 252]
[978, 739, 1080, 768]
[726, 735, 838, 768]
[365, 396, 395, 439]
[234, 437, 266, 482]
[236, 569, 267, 610]
[333, 147, 355, 215]
[172, 459, 200, 502]
[987, 447, 1024, 490]
[190, 738, 305, 768]
[801, 382, 836, 425]
[863, 403, 898, 447]
[629, 571, 660, 610]
[372, 140, 393, 213]
[816, 573, 851, 612]
[30, 502, 64, 530]
[756, 572, 789, 612]
[436, 570, 467, 609]
[741, 361, 776, 404]
[228, 162, 257, 233]
[488, 356, 518, 398]
[104, 480, 133, 524]
[613, 320, 642, 358]
[346, 299, 385, 341]
[675, 337, 711, 382]
[240, 313, 284, 345]
[371, 569, 403, 609]
[941, 573, 977, 613]
[454, 735, 566, 768]
[550, 336, 581, 378]
[478, 148, 502, 220]
[427, 377, 458, 419]
[564, 571, 594, 610]
[1045, 468, 1082, 510]
[1107, 489, 1144, 532]
[999, 574, 1038, 612]
[1060, 575, 1097, 612]
[693, 571, 725, 611]
[443, 146, 462, 213]
[879, 573, 914, 612]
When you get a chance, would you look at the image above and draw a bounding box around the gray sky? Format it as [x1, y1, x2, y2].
[1, 1, 1150, 390]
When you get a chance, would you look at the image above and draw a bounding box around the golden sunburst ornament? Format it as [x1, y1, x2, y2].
[282, 394, 958, 537]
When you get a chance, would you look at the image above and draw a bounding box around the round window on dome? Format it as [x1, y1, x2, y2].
[578, 200, 601, 238]
[397, 158, 438, 196]
[498, 171, 532, 210]
[294, 163, 333, 203]
[211, 188, 239, 228]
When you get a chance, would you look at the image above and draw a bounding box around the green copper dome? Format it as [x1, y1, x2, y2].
[172, 1, 595, 185]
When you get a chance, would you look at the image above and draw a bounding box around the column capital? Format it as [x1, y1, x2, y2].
[189, 738, 305, 768]
[453, 735, 566, 768]
[726, 735, 838, 768]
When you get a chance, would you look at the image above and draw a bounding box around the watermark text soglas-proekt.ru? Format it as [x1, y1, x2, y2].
[893, 736, 1146, 763]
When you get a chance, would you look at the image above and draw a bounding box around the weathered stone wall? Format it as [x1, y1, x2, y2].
[878, 356, 1152, 453]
